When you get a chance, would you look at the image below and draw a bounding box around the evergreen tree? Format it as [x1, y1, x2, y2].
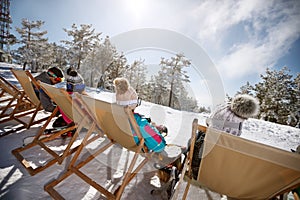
[125, 59, 147, 96]
[255, 67, 297, 125]
[153, 69, 169, 105]
[236, 67, 299, 127]
[81, 36, 118, 88]
[12, 19, 49, 71]
[237, 81, 255, 95]
[61, 24, 101, 69]
[142, 77, 156, 102]
[105, 54, 129, 90]
[291, 73, 300, 127]
[51, 43, 68, 69]
[158, 53, 191, 108]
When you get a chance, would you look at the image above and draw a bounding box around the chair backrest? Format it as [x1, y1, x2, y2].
[0, 75, 19, 96]
[79, 94, 141, 152]
[11, 69, 40, 106]
[39, 82, 81, 122]
[198, 127, 300, 199]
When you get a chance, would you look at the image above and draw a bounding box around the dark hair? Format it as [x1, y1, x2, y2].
[69, 70, 78, 77]
[67, 67, 77, 76]
[48, 67, 64, 78]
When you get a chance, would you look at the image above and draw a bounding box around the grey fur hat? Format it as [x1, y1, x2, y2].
[230, 94, 260, 119]
[207, 94, 260, 136]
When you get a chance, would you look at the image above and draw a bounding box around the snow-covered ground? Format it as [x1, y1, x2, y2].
[0, 65, 299, 199]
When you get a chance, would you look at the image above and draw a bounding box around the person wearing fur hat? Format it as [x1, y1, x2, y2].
[66, 67, 87, 94]
[113, 77, 139, 110]
[113, 77, 167, 152]
[206, 94, 260, 136]
[185, 94, 260, 182]
[53, 67, 87, 130]
[34, 66, 64, 112]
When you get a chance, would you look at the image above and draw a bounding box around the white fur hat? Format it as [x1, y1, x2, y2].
[113, 77, 138, 109]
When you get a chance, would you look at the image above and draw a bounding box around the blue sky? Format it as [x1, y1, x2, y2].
[9, 0, 300, 106]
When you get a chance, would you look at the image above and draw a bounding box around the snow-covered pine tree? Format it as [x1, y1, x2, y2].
[142, 77, 156, 102]
[81, 36, 117, 88]
[125, 59, 147, 96]
[80, 42, 99, 87]
[158, 53, 191, 108]
[12, 19, 49, 71]
[51, 43, 68, 70]
[175, 82, 198, 111]
[61, 24, 101, 70]
[105, 53, 129, 90]
[153, 69, 169, 105]
[255, 67, 297, 125]
[291, 73, 300, 127]
[36, 42, 59, 70]
[237, 81, 255, 96]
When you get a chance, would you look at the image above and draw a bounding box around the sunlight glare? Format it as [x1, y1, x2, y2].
[126, 0, 147, 19]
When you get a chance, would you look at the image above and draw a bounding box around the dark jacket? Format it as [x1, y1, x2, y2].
[34, 72, 55, 112]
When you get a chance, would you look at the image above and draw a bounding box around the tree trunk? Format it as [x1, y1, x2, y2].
[23, 62, 27, 70]
[168, 82, 173, 107]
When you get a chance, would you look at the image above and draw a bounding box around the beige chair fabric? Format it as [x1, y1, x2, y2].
[12, 82, 100, 175]
[0, 75, 22, 111]
[173, 118, 300, 200]
[11, 69, 40, 106]
[0, 75, 34, 119]
[44, 93, 149, 200]
[198, 127, 300, 199]
[80, 94, 142, 152]
[1, 70, 49, 136]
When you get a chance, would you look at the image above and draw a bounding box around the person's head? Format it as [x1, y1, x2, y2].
[47, 67, 64, 84]
[230, 94, 260, 119]
[155, 124, 168, 137]
[207, 94, 260, 136]
[113, 77, 138, 109]
[113, 77, 129, 95]
[66, 68, 85, 93]
[66, 66, 76, 76]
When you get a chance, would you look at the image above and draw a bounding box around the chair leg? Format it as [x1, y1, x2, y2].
[294, 192, 300, 200]
[182, 182, 190, 200]
[204, 189, 213, 200]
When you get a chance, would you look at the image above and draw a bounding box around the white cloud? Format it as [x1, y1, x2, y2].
[189, 0, 266, 42]
[218, 43, 273, 78]
[184, 0, 300, 79]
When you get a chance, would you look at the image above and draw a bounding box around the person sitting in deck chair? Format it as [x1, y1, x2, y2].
[187, 94, 260, 200]
[113, 77, 167, 153]
[206, 94, 260, 136]
[34, 67, 72, 130]
[188, 94, 260, 180]
[53, 67, 88, 136]
[34, 66, 64, 112]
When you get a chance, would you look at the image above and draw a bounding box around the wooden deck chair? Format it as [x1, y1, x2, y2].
[1, 69, 49, 135]
[172, 119, 300, 200]
[0, 75, 36, 128]
[12, 82, 102, 176]
[0, 75, 24, 114]
[44, 93, 157, 200]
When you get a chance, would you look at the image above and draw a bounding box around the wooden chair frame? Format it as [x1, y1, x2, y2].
[0, 75, 27, 115]
[171, 119, 300, 200]
[0, 75, 37, 136]
[12, 82, 102, 176]
[44, 93, 153, 200]
[1, 70, 50, 136]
